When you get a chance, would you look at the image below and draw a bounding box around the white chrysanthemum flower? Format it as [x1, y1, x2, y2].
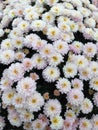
[23, 122, 32, 130]
[18, 20, 29, 32]
[83, 42, 97, 57]
[69, 21, 78, 32]
[39, 44, 55, 58]
[8, 28, 23, 38]
[0, 78, 13, 91]
[0, 116, 5, 130]
[71, 0, 82, 7]
[67, 89, 84, 106]
[74, 55, 88, 69]
[44, 99, 61, 117]
[63, 2, 74, 9]
[93, 92, 98, 107]
[31, 20, 46, 31]
[56, 78, 71, 94]
[8, 112, 22, 127]
[24, 33, 39, 48]
[90, 76, 98, 91]
[2, 89, 15, 105]
[0, 29, 4, 37]
[50, 115, 63, 130]
[65, 109, 76, 120]
[27, 92, 44, 112]
[81, 98, 93, 114]
[22, 58, 34, 71]
[12, 37, 23, 49]
[50, 4, 64, 15]
[19, 110, 34, 122]
[12, 17, 23, 27]
[42, 66, 60, 82]
[0, 50, 15, 64]
[47, 26, 60, 41]
[45, 0, 59, 6]
[48, 52, 63, 66]
[8, 63, 24, 81]
[63, 63, 77, 78]
[79, 67, 91, 81]
[89, 62, 98, 77]
[15, 52, 25, 61]
[16, 77, 36, 97]
[1, 39, 13, 50]
[71, 78, 83, 90]
[12, 93, 25, 108]
[60, 32, 72, 42]
[53, 40, 69, 55]
[78, 7, 91, 17]
[92, 115, 98, 130]
[88, 4, 98, 11]
[25, 11, 39, 21]
[58, 22, 70, 32]
[57, 16, 70, 23]
[32, 119, 46, 130]
[84, 17, 96, 28]
[79, 118, 92, 130]
[8, 9, 17, 18]
[42, 12, 55, 23]
[32, 53, 47, 69]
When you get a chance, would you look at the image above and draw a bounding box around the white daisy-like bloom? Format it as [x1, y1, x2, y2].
[18, 20, 29, 32]
[19, 110, 34, 122]
[90, 76, 98, 91]
[65, 109, 76, 121]
[8, 9, 17, 18]
[0, 77, 13, 91]
[79, 118, 92, 130]
[42, 66, 60, 82]
[25, 11, 39, 21]
[8, 112, 22, 127]
[16, 77, 36, 97]
[60, 32, 72, 43]
[39, 44, 55, 58]
[56, 78, 71, 94]
[89, 61, 98, 77]
[74, 55, 89, 69]
[12, 93, 25, 108]
[0, 50, 15, 64]
[93, 30, 98, 41]
[1, 38, 13, 50]
[83, 42, 97, 57]
[92, 115, 98, 130]
[69, 41, 83, 54]
[0, 29, 4, 37]
[2, 89, 15, 105]
[42, 12, 55, 23]
[71, 0, 82, 7]
[8, 63, 24, 81]
[0, 116, 5, 130]
[93, 92, 98, 107]
[63, 2, 74, 9]
[44, 99, 61, 117]
[24, 33, 39, 48]
[78, 7, 91, 17]
[32, 53, 47, 70]
[50, 4, 64, 16]
[67, 89, 84, 106]
[53, 40, 69, 55]
[45, 0, 59, 6]
[57, 16, 70, 24]
[23, 122, 32, 130]
[32, 119, 46, 130]
[32, 39, 47, 51]
[50, 115, 63, 130]
[79, 67, 91, 81]
[8, 28, 23, 39]
[58, 22, 70, 32]
[15, 51, 25, 61]
[71, 78, 83, 90]
[63, 63, 77, 78]
[12, 37, 24, 49]
[84, 17, 96, 28]
[83, 28, 94, 40]
[22, 58, 34, 71]
[81, 98, 93, 114]
[27, 92, 44, 112]
[12, 17, 23, 27]
[69, 21, 78, 32]
[47, 26, 60, 41]
[31, 20, 46, 31]
[48, 52, 63, 66]
[70, 11, 83, 22]
[88, 3, 98, 11]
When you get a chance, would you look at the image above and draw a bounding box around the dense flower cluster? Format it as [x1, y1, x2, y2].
[0, 0, 98, 130]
